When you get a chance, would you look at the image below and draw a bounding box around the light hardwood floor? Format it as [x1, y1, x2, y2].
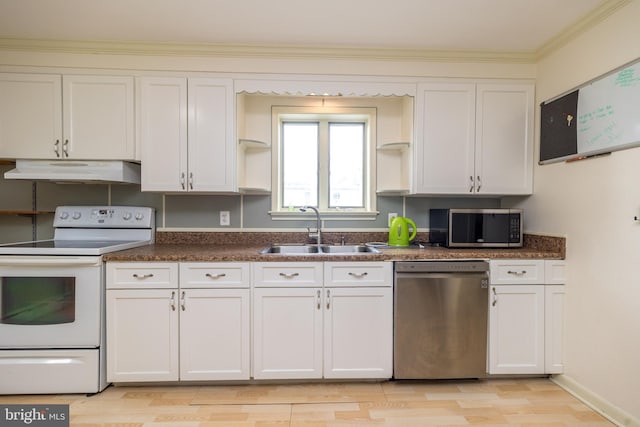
[0, 378, 613, 426]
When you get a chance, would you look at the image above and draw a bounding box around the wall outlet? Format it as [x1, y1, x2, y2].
[219, 211, 230, 226]
[388, 212, 398, 226]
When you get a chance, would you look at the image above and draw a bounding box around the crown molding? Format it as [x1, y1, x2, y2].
[0, 38, 537, 64]
[535, 0, 631, 60]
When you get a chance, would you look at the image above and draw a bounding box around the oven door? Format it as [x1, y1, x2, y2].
[0, 256, 103, 349]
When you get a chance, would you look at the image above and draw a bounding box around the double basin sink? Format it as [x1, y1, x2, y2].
[260, 243, 380, 255]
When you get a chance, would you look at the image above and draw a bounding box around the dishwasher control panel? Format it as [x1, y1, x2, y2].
[395, 261, 489, 273]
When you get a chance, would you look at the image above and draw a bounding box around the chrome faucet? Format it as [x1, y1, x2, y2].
[299, 206, 321, 245]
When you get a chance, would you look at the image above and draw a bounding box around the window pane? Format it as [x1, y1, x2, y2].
[282, 122, 318, 208]
[329, 123, 364, 208]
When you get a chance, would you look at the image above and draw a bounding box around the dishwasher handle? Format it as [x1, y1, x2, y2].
[395, 261, 489, 274]
[395, 271, 489, 281]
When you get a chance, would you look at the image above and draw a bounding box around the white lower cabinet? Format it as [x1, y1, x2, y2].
[179, 288, 250, 381]
[489, 284, 545, 374]
[323, 286, 393, 379]
[252, 261, 393, 380]
[488, 260, 565, 375]
[253, 287, 323, 379]
[106, 262, 250, 383]
[107, 288, 179, 382]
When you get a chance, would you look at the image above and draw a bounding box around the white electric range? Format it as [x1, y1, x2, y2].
[0, 206, 155, 394]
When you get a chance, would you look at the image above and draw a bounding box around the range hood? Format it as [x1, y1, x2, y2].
[4, 160, 141, 184]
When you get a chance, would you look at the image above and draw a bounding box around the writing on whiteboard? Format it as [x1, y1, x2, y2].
[576, 61, 640, 155]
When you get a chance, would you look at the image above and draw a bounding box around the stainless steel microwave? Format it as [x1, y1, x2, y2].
[428, 208, 523, 248]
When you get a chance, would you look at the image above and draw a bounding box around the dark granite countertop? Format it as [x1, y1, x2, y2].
[103, 232, 565, 262]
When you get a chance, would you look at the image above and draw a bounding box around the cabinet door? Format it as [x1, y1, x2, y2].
[187, 78, 236, 191]
[180, 288, 250, 381]
[62, 75, 135, 160]
[140, 77, 188, 191]
[0, 73, 62, 159]
[414, 82, 476, 194]
[488, 284, 545, 374]
[106, 289, 179, 382]
[545, 285, 565, 374]
[323, 287, 393, 379]
[475, 83, 534, 195]
[253, 287, 323, 379]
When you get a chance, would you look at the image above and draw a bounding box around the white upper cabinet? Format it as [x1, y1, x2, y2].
[414, 82, 476, 194]
[0, 73, 135, 160]
[63, 75, 135, 160]
[0, 74, 62, 159]
[140, 77, 236, 192]
[475, 83, 534, 195]
[414, 81, 534, 195]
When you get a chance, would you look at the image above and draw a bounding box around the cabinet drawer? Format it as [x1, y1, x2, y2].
[106, 262, 178, 289]
[253, 262, 323, 287]
[180, 262, 250, 288]
[489, 260, 544, 284]
[324, 262, 392, 287]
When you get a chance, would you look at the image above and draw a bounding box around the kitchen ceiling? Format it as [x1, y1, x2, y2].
[0, 0, 625, 57]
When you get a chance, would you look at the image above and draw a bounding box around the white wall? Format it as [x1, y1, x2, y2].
[518, 1, 640, 423]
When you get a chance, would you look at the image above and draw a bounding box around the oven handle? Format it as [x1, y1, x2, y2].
[0, 257, 102, 267]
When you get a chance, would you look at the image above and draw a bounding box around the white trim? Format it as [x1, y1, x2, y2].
[551, 375, 640, 427]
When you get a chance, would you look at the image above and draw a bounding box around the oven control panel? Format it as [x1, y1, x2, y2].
[54, 206, 155, 228]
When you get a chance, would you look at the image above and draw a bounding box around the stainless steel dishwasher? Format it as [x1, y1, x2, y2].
[394, 261, 489, 379]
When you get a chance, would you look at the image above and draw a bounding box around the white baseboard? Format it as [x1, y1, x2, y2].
[551, 375, 639, 427]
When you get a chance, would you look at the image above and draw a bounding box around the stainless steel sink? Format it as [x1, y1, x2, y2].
[320, 244, 380, 254]
[259, 244, 380, 255]
[259, 244, 320, 254]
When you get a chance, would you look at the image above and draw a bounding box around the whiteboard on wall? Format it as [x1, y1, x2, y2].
[539, 58, 640, 164]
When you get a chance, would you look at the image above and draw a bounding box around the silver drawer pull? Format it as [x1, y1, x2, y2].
[133, 273, 154, 279]
[279, 272, 300, 279]
[205, 273, 226, 279]
[170, 291, 176, 311]
[507, 270, 527, 276]
[348, 272, 368, 278]
[181, 291, 186, 311]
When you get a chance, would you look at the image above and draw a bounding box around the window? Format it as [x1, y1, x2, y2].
[272, 107, 376, 216]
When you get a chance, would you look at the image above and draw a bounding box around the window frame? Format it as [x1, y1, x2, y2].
[270, 106, 377, 220]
